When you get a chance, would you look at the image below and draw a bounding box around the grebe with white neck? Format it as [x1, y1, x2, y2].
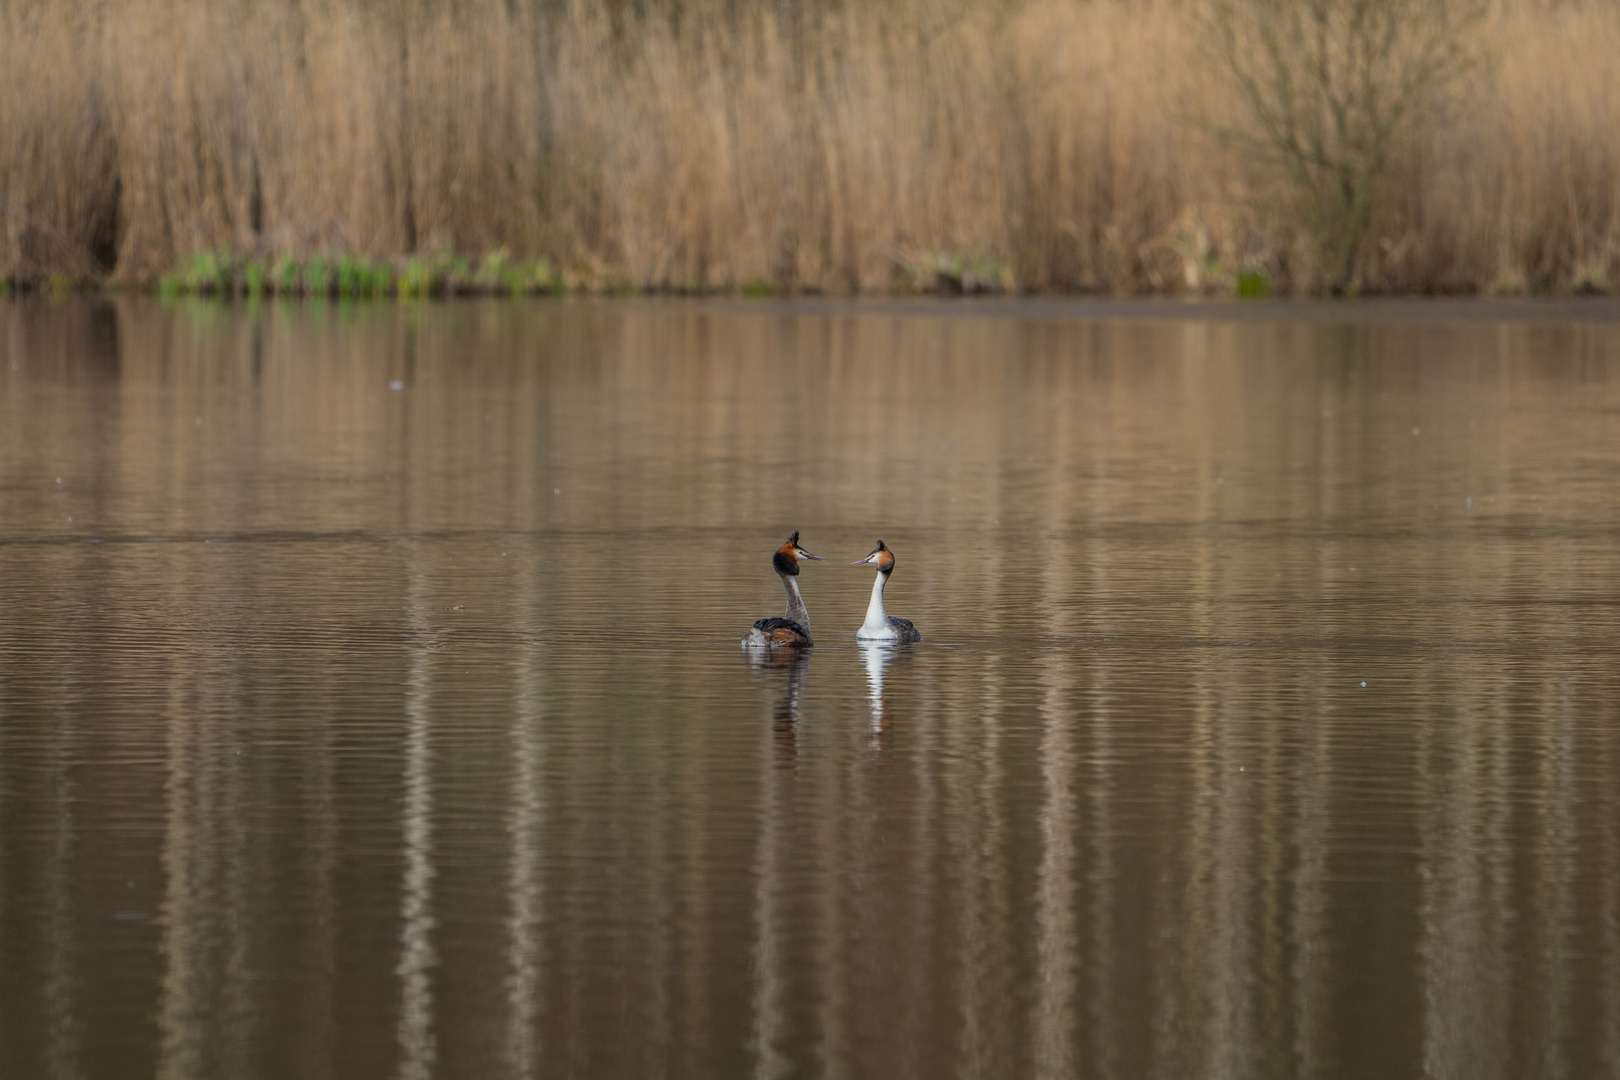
[741, 531, 826, 648]
[852, 540, 921, 642]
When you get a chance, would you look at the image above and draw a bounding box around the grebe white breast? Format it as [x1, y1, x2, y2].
[852, 540, 921, 642]
[741, 531, 826, 648]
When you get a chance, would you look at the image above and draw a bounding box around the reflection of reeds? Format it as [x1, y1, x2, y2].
[397, 561, 440, 1080]
[504, 561, 545, 1080]
[5, 298, 1620, 1076]
[1, 0, 1617, 294]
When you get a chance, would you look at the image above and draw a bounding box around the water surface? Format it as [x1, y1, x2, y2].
[2, 297, 1618, 1079]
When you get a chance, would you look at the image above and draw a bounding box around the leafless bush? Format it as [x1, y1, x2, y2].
[1205, 0, 1489, 291]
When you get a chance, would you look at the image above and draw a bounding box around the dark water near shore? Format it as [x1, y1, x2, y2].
[2, 296, 1619, 1080]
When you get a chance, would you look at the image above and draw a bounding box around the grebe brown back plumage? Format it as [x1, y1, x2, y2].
[741, 531, 826, 648]
[852, 540, 921, 642]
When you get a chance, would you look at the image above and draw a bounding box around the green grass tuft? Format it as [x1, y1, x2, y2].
[272, 257, 300, 294]
[1236, 270, 1272, 298]
[183, 251, 229, 295]
[336, 256, 362, 296]
[304, 256, 331, 296]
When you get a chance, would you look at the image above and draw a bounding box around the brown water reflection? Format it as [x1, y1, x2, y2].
[1, 297, 1619, 1079]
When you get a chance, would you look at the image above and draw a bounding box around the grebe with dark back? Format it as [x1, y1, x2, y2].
[741, 531, 827, 648]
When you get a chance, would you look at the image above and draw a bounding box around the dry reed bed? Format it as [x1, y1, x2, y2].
[1, 0, 1617, 295]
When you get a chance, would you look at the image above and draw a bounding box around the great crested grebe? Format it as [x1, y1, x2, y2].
[852, 540, 921, 642]
[741, 531, 827, 648]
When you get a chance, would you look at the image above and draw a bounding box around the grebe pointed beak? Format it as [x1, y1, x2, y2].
[798, 550, 826, 561]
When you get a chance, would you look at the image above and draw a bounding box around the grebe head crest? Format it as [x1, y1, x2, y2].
[853, 540, 896, 574]
[773, 531, 826, 576]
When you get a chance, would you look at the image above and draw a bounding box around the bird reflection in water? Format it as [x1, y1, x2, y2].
[745, 647, 811, 757]
[858, 640, 912, 751]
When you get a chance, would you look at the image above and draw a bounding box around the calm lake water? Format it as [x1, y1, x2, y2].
[1, 296, 1618, 1080]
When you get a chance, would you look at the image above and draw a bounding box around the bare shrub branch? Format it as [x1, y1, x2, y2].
[1205, 0, 1488, 292]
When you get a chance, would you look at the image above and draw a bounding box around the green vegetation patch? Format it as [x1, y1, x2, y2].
[1236, 271, 1272, 298]
[150, 251, 567, 300]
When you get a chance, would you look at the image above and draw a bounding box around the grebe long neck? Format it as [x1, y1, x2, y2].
[781, 573, 810, 631]
[860, 572, 889, 634]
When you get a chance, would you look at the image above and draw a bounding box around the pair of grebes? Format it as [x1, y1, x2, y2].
[741, 531, 920, 649]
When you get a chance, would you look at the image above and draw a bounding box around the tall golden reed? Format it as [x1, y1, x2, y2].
[0, 0, 1616, 294]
